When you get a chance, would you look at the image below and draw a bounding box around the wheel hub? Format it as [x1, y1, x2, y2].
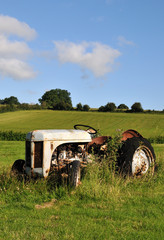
[132, 147, 150, 175]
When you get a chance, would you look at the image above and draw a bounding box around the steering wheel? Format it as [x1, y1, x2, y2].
[74, 124, 97, 135]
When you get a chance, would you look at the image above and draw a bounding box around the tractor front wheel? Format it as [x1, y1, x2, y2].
[11, 159, 25, 177]
[69, 160, 81, 187]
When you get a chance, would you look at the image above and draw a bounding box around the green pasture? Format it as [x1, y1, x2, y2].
[0, 110, 163, 138]
[0, 142, 163, 240]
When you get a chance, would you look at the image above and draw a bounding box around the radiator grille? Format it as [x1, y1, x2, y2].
[26, 141, 31, 167]
[34, 142, 43, 168]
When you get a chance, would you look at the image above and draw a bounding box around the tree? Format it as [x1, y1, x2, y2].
[39, 89, 72, 109]
[3, 96, 19, 105]
[117, 104, 129, 110]
[53, 101, 72, 110]
[83, 104, 90, 111]
[98, 103, 116, 112]
[104, 102, 116, 112]
[76, 103, 83, 111]
[40, 101, 48, 109]
[19, 103, 30, 110]
[131, 102, 143, 112]
[98, 105, 105, 112]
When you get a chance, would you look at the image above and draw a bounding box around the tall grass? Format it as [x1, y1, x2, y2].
[0, 144, 162, 204]
[0, 121, 163, 240]
[0, 144, 163, 239]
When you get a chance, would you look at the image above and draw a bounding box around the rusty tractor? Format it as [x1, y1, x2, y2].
[11, 124, 155, 186]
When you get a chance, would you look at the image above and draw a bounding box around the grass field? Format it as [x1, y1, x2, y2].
[0, 110, 163, 138]
[0, 142, 163, 239]
[0, 111, 163, 239]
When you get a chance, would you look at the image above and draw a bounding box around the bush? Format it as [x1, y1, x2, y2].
[76, 103, 83, 111]
[76, 103, 90, 112]
[105, 102, 116, 112]
[99, 102, 116, 112]
[53, 101, 72, 110]
[0, 104, 17, 113]
[1, 96, 20, 105]
[0, 131, 26, 141]
[117, 104, 129, 110]
[83, 104, 90, 111]
[98, 106, 105, 112]
[131, 102, 143, 112]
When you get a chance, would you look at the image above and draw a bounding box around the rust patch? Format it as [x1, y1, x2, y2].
[134, 162, 147, 176]
[88, 136, 109, 147]
[51, 142, 53, 151]
[122, 129, 143, 141]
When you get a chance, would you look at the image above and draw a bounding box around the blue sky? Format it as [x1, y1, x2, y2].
[0, 0, 163, 110]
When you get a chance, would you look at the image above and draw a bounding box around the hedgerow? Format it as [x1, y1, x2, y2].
[0, 131, 26, 141]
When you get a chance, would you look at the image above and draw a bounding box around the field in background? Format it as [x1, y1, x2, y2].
[0, 110, 163, 138]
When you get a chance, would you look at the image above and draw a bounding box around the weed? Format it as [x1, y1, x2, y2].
[105, 129, 122, 172]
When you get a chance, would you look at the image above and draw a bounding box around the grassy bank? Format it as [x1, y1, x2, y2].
[0, 142, 163, 239]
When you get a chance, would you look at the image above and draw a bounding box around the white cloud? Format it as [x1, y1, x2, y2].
[0, 35, 32, 59]
[0, 15, 37, 41]
[0, 58, 36, 80]
[53, 41, 121, 77]
[118, 36, 135, 46]
[0, 15, 37, 80]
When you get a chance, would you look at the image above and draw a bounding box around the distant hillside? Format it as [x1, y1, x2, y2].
[0, 110, 163, 139]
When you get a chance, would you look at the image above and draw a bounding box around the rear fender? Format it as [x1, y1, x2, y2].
[122, 129, 143, 141]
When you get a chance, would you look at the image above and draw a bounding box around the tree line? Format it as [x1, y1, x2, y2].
[38, 89, 147, 112]
[0, 96, 41, 113]
[0, 89, 163, 113]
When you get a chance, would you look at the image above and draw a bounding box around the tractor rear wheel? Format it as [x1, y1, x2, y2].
[118, 137, 155, 176]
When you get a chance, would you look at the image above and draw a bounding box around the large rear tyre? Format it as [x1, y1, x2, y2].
[69, 160, 81, 187]
[118, 137, 155, 176]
